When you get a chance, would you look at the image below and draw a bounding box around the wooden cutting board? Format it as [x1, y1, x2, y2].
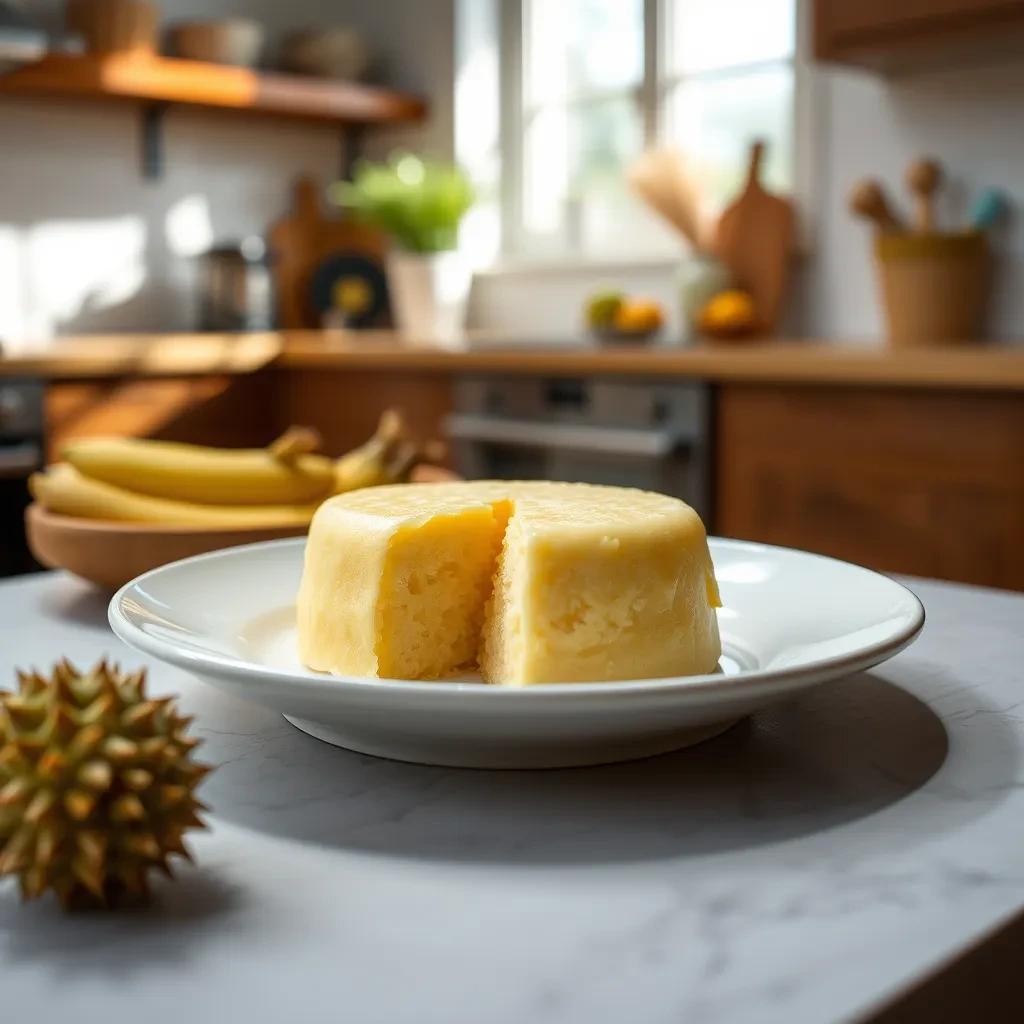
[714, 141, 795, 334]
[268, 176, 390, 329]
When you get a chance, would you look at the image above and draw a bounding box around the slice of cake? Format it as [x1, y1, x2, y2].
[296, 481, 721, 684]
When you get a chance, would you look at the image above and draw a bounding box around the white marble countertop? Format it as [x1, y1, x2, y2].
[1, 570, 1023, 1024]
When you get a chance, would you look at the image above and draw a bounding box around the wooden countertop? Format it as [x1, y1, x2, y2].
[0, 333, 283, 378]
[4, 330, 1024, 390]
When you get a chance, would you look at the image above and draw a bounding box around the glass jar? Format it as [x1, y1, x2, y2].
[676, 253, 732, 346]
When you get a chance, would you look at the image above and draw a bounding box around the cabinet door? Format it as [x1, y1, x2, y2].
[815, 0, 1024, 64]
[715, 385, 1024, 590]
[45, 374, 275, 462]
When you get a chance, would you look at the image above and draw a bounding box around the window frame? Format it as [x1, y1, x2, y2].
[491, 0, 815, 267]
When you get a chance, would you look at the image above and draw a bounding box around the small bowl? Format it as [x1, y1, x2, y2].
[279, 28, 368, 80]
[66, 0, 158, 57]
[590, 326, 660, 346]
[168, 18, 265, 67]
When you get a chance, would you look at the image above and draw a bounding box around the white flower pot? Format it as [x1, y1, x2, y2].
[387, 250, 471, 348]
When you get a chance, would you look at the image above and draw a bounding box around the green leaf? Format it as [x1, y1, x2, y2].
[330, 153, 475, 253]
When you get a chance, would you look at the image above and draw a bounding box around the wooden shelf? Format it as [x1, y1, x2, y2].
[0, 54, 427, 176]
[0, 53, 427, 124]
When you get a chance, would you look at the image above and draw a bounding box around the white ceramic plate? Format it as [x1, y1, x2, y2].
[109, 537, 924, 769]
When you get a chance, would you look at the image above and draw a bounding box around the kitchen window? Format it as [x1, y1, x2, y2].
[475, 0, 801, 261]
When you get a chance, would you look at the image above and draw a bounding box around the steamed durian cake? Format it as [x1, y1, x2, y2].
[296, 480, 721, 685]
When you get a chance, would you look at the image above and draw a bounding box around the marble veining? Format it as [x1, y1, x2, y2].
[1, 571, 1023, 1023]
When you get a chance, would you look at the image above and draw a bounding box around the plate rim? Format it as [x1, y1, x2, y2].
[108, 536, 925, 700]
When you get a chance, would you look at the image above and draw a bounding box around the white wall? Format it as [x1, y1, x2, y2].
[0, 0, 437, 348]
[469, 57, 1024, 345]
[802, 60, 1024, 342]
[8, 0, 1024, 346]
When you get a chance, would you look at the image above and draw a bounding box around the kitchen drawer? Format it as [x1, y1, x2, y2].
[715, 384, 1024, 590]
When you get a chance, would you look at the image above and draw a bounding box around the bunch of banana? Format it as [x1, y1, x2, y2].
[30, 411, 441, 528]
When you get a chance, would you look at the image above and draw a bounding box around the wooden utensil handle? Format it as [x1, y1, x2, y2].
[745, 140, 765, 189]
[905, 158, 943, 233]
[849, 179, 906, 234]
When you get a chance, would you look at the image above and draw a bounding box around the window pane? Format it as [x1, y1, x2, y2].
[522, 106, 571, 242]
[523, 96, 645, 251]
[525, 0, 644, 106]
[665, 64, 793, 206]
[569, 96, 642, 195]
[668, 0, 795, 74]
[578, 188, 683, 257]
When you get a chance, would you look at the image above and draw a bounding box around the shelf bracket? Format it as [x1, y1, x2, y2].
[340, 124, 367, 180]
[141, 102, 170, 180]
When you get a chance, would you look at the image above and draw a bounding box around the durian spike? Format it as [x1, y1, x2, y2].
[36, 825, 61, 866]
[68, 724, 106, 759]
[3, 696, 47, 732]
[110, 794, 146, 823]
[0, 777, 32, 806]
[121, 768, 154, 791]
[48, 706, 78, 746]
[77, 760, 113, 791]
[64, 790, 97, 821]
[122, 701, 160, 731]
[79, 695, 116, 727]
[76, 830, 107, 866]
[103, 736, 138, 763]
[37, 751, 68, 780]
[16, 669, 46, 696]
[24, 789, 56, 824]
[21, 864, 48, 901]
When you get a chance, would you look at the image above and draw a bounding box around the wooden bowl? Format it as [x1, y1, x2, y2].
[168, 19, 265, 67]
[26, 504, 307, 591]
[66, 0, 159, 57]
[25, 465, 460, 590]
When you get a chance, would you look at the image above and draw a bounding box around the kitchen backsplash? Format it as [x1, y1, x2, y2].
[3, 0, 1023, 345]
[470, 58, 1024, 345]
[0, 0, 443, 349]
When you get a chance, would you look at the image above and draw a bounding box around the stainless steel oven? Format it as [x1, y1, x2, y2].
[446, 375, 711, 519]
[0, 377, 45, 577]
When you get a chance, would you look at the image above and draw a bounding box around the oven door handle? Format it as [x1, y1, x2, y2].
[445, 414, 686, 459]
[0, 441, 42, 479]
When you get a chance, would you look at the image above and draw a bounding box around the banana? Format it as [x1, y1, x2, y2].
[31, 464, 320, 528]
[63, 432, 336, 506]
[332, 409, 407, 493]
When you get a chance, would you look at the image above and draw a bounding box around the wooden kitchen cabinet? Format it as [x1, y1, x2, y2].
[45, 374, 275, 461]
[42, 368, 451, 465]
[814, 0, 1024, 70]
[715, 384, 1024, 590]
[278, 369, 454, 459]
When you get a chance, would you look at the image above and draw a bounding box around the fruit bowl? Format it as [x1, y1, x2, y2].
[26, 464, 460, 590]
[25, 504, 306, 591]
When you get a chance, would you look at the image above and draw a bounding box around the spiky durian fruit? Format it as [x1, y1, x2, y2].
[0, 660, 210, 909]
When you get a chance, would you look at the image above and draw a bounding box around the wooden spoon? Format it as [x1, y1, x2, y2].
[905, 157, 943, 233]
[848, 179, 906, 234]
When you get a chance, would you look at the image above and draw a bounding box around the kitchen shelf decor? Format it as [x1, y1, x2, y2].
[0, 53, 427, 178]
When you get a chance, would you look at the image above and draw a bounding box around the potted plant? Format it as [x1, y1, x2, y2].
[332, 154, 475, 346]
